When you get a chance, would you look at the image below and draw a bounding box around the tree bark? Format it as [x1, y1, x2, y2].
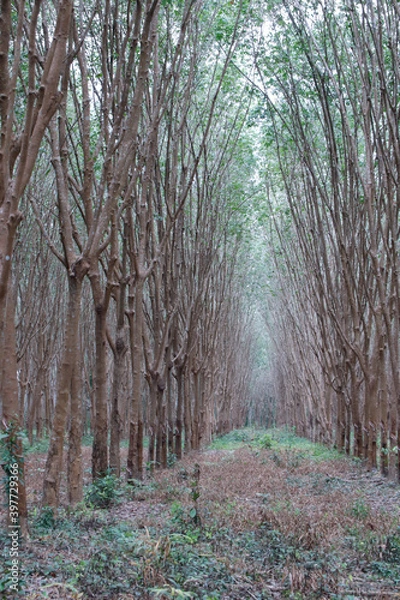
[67, 357, 84, 504]
[43, 272, 84, 509]
[1, 284, 29, 537]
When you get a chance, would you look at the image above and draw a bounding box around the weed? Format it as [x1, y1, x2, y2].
[350, 499, 370, 520]
[170, 501, 190, 531]
[150, 584, 194, 598]
[84, 470, 125, 508]
[209, 428, 263, 450]
[32, 505, 56, 531]
[258, 433, 274, 449]
[12, 426, 400, 599]
[23, 434, 49, 454]
[168, 453, 178, 468]
[271, 448, 304, 469]
[371, 560, 400, 583]
[189, 463, 201, 525]
[384, 529, 400, 563]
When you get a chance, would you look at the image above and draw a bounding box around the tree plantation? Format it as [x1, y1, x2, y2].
[0, 0, 400, 596]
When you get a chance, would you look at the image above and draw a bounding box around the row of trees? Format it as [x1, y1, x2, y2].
[0, 0, 257, 533]
[255, 0, 400, 479]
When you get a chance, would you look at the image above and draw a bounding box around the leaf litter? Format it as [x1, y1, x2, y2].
[1, 428, 400, 599]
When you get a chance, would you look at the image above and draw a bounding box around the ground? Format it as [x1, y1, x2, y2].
[1, 428, 400, 599]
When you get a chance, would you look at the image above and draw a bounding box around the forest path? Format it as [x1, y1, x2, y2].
[3, 428, 400, 599]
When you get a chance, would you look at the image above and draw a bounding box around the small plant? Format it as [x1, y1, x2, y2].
[146, 460, 157, 473]
[384, 529, 400, 563]
[33, 505, 56, 530]
[350, 499, 370, 520]
[84, 471, 124, 508]
[258, 433, 273, 449]
[24, 434, 50, 454]
[170, 501, 187, 529]
[189, 463, 201, 525]
[167, 452, 177, 468]
[150, 584, 194, 598]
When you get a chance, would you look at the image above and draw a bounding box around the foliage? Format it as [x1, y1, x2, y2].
[32, 505, 56, 531]
[23, 435, 49, 455]
[150, 584, 194, 598]
[0, 420, 26, 506]
[84, 471, 126, 508]
[7, 428, 400, 598]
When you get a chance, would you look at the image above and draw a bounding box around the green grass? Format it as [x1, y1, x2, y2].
[209, 426, 343, 463]
[208, 427, 271, 450]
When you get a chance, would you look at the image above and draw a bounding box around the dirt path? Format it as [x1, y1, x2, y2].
[1, 429, 400, 599]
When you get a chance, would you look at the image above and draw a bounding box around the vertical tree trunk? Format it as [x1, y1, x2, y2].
[109, 244, 127, 477]
[160, 400, 168, 468]
[380, 385, 389, 477]
[147, 377, 157, 472]
[91, 303, 109, 479]
[127, 277, 145, 480]
[43, 274, 83, 510]
[67, 358, 84, 504]
[167, 367, 174, 460]
[335, 391, 345, 452]
[1, 284, 29, 538]
[109, 337, 124, 477]
[174, 365, 184, 460]
[28, 365, 44, 445]
[184, 370, 192, 454]
[192, 371, 200, 451]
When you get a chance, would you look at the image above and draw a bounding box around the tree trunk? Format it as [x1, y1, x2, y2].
[109, 229, 128, 476]
[184, 370, 192, 454]
[174, 365, 184, 460]
[1, 284, 29, 538]
[127, 277, 145, 480]
[67, 358, 84, 504]
[109, 337, 124, 477]
[167, 367, 174, 460]
[43, 274, 83, 510]
[91, 303, 109, 479]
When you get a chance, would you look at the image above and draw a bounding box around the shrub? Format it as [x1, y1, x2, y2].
[84, 472, 124, 508]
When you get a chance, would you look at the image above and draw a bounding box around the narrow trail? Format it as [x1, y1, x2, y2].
[2, 429, 400, 599]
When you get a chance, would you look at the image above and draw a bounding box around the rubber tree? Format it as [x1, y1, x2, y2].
[0, 0, 74, 534]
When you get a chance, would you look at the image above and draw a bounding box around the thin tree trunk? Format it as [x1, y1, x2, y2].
[1, 285, 29, 537]
[91, 303, 109, 479]
[167, 367, 174, 460]
[174, 365, 184, 460]
[184, 370, 192, 454]
[127, 277, 145, 480]
[110, 228, 128, 476]
[109, 338, 124, 477]
[43, 275, 83, 510]
[67, 356, 84, 504]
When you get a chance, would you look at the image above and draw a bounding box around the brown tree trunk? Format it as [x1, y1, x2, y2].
[67, 358, 84, 504]
[184, 369, 192, 454]
[148, 376, 157, 472]
[109, 335, 125, 477]
[110, 237, 127, 477]
[380, 385, 389, 477]
[43, 273, 83, 510]
[167, 367, 174, 460]
[1, 284, 29, 537]
[91, 301, 109, 479]
[174, 365, 184, 460]
[127, 277, 145, 480]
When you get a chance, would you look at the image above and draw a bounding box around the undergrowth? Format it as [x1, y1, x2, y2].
[1, 427, 399, 599]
